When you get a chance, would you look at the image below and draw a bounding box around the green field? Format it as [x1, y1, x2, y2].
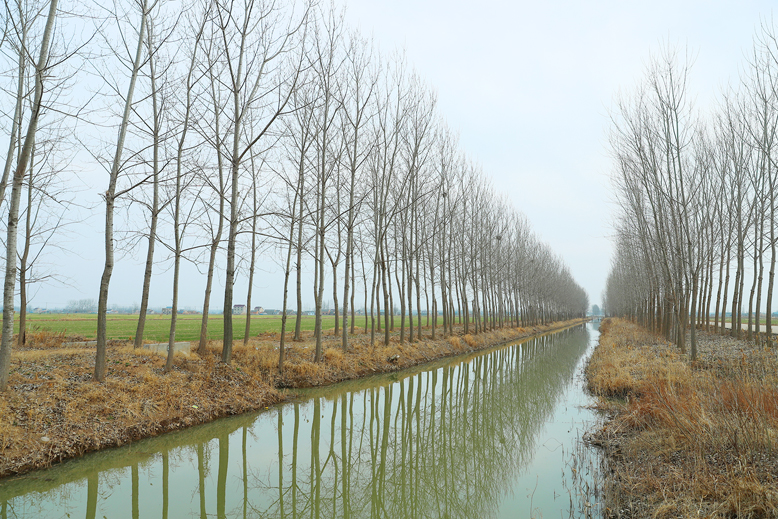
[17, 313, 339, 342]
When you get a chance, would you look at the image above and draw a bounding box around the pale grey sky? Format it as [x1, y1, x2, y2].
[24, 0, 776, 311]
[338, 0, 776, 306]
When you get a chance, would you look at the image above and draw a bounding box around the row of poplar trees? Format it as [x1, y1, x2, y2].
[0, 0, 588, 389]
[605, 23, 778, 360]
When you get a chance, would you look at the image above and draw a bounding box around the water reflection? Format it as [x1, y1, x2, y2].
[0, 325, 594, 518]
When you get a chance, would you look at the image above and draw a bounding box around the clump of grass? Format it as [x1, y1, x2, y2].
[24, 329, 67, 348]
[323, 347, 345, 363]
[588, 318, 778, 518]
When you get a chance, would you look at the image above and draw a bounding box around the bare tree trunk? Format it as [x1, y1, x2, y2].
[198, 220, 222, 354]
[690, 272, 699, 361]
[731, 248, 742, 337]
[0, 10, 27, 207]
[415, 222, 422, 341]
[350, 253, 356, 334]
[386, 239, 394, 330]
[704, 249, 714, 331]
[165, 218, 181, 372]
[714, 250, 724, 332]
[381, 243, 390, 345]
[767, 207, 775, 344]
[698, 250, 708, 329]
[294, 175, 304, 341]
[369, 251, 377, 345]
[220, 59, 243, 363]
[756, 246, 765, 341]
[720, 240, 732, 334]
[734, 240, 744, 335]
[361, 248, 369, 333]
[331, 258, 339, 336]
[243, 157, 260, 347]
[747, 209, 759, 340]
[767, 149, 776, 343]
[341, 174, 355, 350]
[314, 171, 326, 361]
[17, 145, 35, 348]
[134, 23, 161, 349]
[280, 186, 299, 371]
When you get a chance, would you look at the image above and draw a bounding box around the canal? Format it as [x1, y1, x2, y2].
[0, 323, 602, 518]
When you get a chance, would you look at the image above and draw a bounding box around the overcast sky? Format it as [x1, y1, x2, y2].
[335, 0, 776, 307]
[25, 0, 777, 311]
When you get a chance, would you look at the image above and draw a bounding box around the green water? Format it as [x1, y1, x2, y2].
[0, 323, 603, 518]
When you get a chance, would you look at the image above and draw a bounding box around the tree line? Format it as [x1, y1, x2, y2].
[605, 23, 778, 359]
[0, 0, 587, 389]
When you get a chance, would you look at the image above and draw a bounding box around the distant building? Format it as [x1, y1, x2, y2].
[162, 307, 173, 315]
[233, 304, 246, 315]
[253, 306, 265, 315]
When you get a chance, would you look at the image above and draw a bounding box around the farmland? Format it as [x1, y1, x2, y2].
[16, 313, 339, 342]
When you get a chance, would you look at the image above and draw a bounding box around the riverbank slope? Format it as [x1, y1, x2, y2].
[586, 318, 778, 518]
[0, 319, 584, 478]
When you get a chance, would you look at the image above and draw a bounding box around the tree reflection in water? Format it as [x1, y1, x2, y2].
[0, 325, 594, 519]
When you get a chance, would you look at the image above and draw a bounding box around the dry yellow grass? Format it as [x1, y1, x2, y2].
[0, 343, 280, 478]
[1, 318, 585, 478]
[462, 334, 478, 347]
[587, 318, 778, 518]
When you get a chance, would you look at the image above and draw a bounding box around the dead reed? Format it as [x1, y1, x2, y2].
[587, 318, 778, 518]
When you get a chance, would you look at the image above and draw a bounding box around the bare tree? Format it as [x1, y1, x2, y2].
[17, 125, 73, 346]
[309, 4, 344, 361]
[94, 0, 149, 382]
[0, 0, 59, 390]
[164, 1, 208, 371]
[133, 10, 175, 349]
[206, 0, 308, 364]
[337, 30, 377, 351]
[194, 16, 227, 356]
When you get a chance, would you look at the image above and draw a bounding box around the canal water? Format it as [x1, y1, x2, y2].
[0, 323, 603, 518]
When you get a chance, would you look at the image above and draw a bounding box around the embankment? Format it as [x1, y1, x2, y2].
[586, 318, 778, 518]
[0, 319, 584, 478]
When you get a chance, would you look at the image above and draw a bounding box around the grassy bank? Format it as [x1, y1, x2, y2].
[16, 313, 337, 342]
[586, 318, 778, 518]
[0, 318, 585, 479]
